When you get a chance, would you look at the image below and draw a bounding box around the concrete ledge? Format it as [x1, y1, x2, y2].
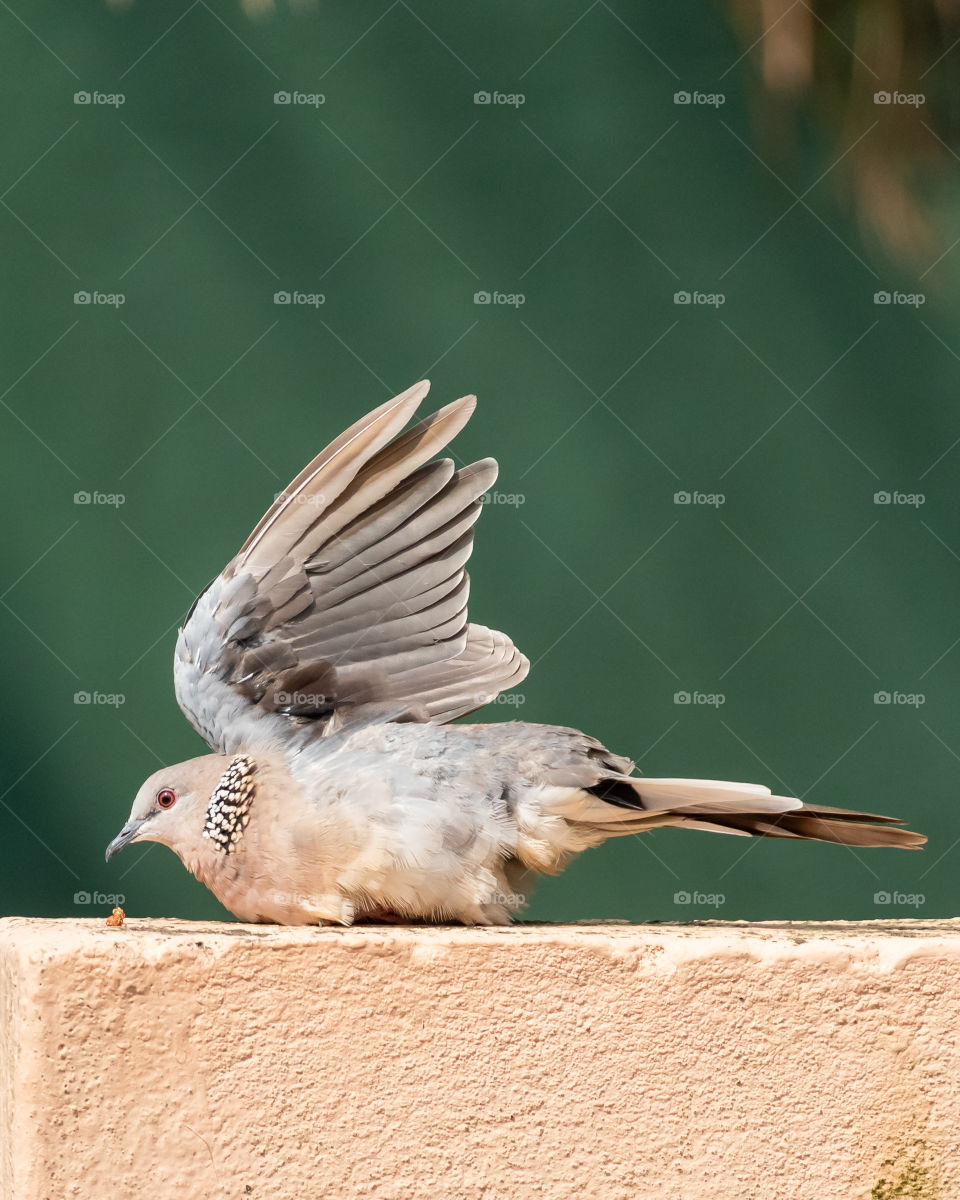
[1, 918, 958, 1199]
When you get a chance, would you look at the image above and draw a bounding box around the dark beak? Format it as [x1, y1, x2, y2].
[105, 819, 145, 863]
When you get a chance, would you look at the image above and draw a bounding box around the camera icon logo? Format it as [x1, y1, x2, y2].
[674, 91, 691, 104]
[73, 890, 91, 904]
[873, 890, 891, 904]
[73, 690, 91, 704]
[873, 491, 891, 505]
[673, 291, 691, 304]
[473, 91, 491, 105]
[74, 91, 91, 105]
[73, 491, 91, 505]
[74, 291, 91, 305]
[274, 91, 291, 105]
[874, 291, 891, 304]
[273, 291, 291, 305]
[473, 291, 491, 304]
[673, 690, 691, 704]
[673, 491, 691, 505]
[873, 691, 891, 705]
[874, 91, 891, 104]
[673, 890, 691, 904]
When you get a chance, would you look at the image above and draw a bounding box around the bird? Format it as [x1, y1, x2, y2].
[106, 381, 926, 925]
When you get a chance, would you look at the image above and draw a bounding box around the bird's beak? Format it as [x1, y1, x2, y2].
[105, 819, 145, 863]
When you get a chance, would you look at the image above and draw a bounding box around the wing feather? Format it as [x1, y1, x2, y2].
[239, 380, 430, 572]
[174, 383, 528, 751]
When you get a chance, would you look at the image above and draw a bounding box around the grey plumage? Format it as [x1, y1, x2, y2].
[105, 382, 926, 925]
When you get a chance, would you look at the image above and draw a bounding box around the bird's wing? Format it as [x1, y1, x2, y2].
[173, 381, 529, 753]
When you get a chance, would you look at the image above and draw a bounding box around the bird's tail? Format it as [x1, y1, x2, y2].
[564, 776, 926, 849]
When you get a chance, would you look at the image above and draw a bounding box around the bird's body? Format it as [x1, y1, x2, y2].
[132, 722, 634, 925]
[107, 383, 925, 922]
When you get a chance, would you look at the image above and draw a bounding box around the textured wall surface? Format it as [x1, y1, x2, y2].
[1, 917, 958, 1199]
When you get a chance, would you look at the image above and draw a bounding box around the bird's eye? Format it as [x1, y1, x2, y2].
[156, 789, 177, 809]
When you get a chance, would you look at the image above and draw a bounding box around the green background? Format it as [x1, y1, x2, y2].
[2, 1, 958, 924]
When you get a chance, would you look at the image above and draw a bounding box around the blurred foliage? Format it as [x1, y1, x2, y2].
[727, 0, 960, 262]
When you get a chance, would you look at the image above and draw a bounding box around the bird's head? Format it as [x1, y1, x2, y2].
[105, 754, 234, 862]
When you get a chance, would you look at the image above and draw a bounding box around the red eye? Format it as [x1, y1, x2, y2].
[156, 789, 176, 809]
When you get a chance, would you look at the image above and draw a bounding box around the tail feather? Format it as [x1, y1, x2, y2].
[679, 805, 927, 849]
[585, 776, 801, 815]
[577, 777, 926, 849]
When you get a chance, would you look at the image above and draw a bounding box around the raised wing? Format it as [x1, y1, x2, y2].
[173, 381, 529, 753]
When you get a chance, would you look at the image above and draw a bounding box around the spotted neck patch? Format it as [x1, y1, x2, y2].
[203, 755, 255, 854]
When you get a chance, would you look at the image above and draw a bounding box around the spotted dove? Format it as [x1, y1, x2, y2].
[106, 382, 925, 924]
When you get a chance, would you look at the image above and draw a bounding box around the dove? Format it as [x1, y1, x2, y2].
[106, 381, 925, 925]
